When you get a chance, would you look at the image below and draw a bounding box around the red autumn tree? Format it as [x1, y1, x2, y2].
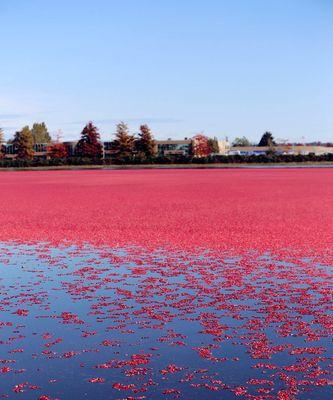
[192, 134, 212, 157]
[76, 122, 103, 158]
[48, 143, 68, 159]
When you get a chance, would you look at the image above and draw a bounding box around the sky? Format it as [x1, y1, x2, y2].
[0, 0, 332, 142]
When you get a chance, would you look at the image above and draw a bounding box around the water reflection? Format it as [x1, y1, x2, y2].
[0, 243, 332, 399]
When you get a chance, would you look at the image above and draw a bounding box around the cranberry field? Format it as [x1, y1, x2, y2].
[0, 169, 332, 400]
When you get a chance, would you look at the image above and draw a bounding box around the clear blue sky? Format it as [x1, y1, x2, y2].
[0, 0, 332, 142]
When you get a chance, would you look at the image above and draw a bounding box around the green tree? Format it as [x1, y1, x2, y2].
[76, 122, 103, 158]
[135, 124, 156, 160]
[208, 137, 219, 153]
[232, 136, 251, 147]
[31, 122, 52, 144]
[114, 122, 135, 161]
[258, 131, 276, 147]
[13, 126, 34, 159]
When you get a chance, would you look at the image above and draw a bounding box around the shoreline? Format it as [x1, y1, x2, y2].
[1, 161, 333, 171]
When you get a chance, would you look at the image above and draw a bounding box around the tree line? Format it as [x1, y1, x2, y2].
[0, 122, 284, 162]
[1, 123, 332, 167]
[0, 122, 220, 162]
[0, 122, 157, 162]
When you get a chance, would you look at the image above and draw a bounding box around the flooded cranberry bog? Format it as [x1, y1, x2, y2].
[0, 170, 332, 400]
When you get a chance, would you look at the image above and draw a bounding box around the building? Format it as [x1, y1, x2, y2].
[33, 143, 49, 158]
[228, 145, 333, 156]
[103, 141, 119, 159]
[217, 139, 231, 155]
[2, 143, 16, 159]
[291, 145, 333, 155]
[229, 146, 268, 156]
[2, 143, 49, 159]
[154, 138, 193, 156]
[62, 141, 78, 156]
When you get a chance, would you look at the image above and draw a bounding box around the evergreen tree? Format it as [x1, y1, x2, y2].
[135, 124, 156, 159]
[114, 122, 135, 161]
[76, 122, 103, 158]
[31, 122, 52, 144]
[258, 131, 276, 147]
[14, 126, 34, 159]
